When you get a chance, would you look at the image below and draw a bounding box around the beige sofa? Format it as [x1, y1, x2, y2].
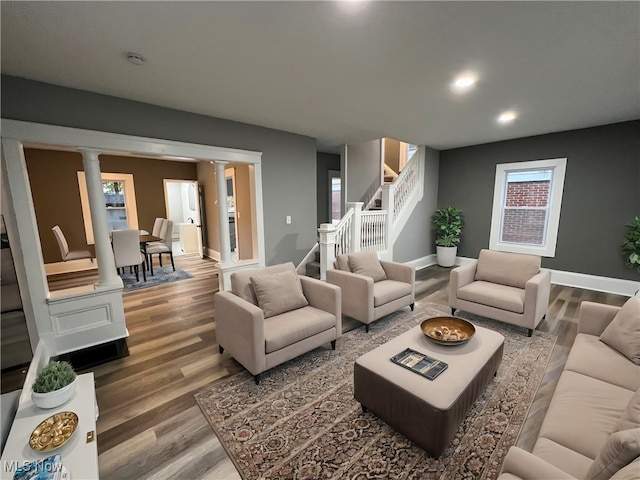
[215, 262, 341, 384]
[326, 251, 415, 332]
[449, 249, 551, 336]
[498, 297, 640, 480]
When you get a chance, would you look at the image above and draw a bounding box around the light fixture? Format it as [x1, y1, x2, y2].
[497, 110, 517, 124]
[451, 72, 477, 93]
[126, 52, 145, 66]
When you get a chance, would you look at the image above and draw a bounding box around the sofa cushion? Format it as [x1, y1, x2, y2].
[250, 269, 308, 318]
[348, 251, 387, 282]
[532, 437, 594, 479]
[475, 249, 541, 289]
[264, 305, 336, 354]
[610, 457, 640, 480]
[585, 428, 640, 480]
[457, 281, 525, 314]
[600, 297, 640, 365]
[616, 389, 640, 432]
[232, 262, 296, 306]
[564, 334, 640, 391]
[537, 370, 633, 460]
[373, 280, 413, 308]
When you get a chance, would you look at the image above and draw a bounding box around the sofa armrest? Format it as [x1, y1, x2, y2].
[326, 269, 374, 323]
[577, 301, 622, 336]
[498, 447, 578, 480]
[523, 268, 551, 328]
[380, 261, 415, 286]
[300, 276, 342, 337]
[449, 260, 478, 308]
[214, 291, 266, 375]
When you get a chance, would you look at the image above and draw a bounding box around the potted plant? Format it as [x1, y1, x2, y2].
[622, 216, 640, 272]
[32, 360, 77, 409]
[433, 207, 464, 267]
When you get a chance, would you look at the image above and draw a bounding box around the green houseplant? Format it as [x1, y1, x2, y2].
[433, 207, 464, 267]
[622, 216, 640, 273]
[32, 360, 77, 409]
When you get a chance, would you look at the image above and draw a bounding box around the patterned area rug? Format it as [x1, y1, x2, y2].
[120, 265, 193, 291]
[195, 301, 556, 480]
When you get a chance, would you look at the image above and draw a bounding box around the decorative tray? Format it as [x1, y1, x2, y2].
[421, 316, 476, 345]
[390, 347, 448, 380]
[29, 411, 78, 452]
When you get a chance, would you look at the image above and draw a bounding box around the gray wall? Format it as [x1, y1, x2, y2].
[1, 75, 318, 266]
[316, 152, 340, 226]
[346, 139, 381, 204]
[393, 147, 440, 262]
[439, 121, 640, 281]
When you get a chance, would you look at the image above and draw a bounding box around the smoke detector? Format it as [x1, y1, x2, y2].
[126, 52, 145, 66]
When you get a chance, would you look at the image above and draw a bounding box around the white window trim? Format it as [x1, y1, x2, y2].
[77, 171, 140, 245]
[489, 157, 567, 257]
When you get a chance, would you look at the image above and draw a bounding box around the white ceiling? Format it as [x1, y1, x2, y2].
[1, 1, 639, 153]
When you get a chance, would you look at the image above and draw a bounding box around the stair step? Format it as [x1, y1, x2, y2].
[384, 175, 394, 183]
[305, 261, 321, 279]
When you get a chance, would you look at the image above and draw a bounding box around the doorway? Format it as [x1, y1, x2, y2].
[329, 170, 342, 224]
[163, 180, 203, 258]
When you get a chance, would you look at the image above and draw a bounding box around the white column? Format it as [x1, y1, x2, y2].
[346, 202, 363, 253]
[381, 184, 394, 258]
[215, 161, 232, 264]
[318, 223, 336, 281]
[79, 149, 122, 289]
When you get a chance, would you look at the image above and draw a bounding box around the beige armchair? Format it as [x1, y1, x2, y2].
[215, 262, 341, 384]
[326, 251, 415, 332]
[449, 249, 551, 336]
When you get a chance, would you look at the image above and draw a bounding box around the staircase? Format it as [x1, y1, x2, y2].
[298, 145, 425, 280]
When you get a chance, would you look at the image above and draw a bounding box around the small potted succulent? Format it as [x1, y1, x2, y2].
[32, 360, 77, 409]
[433, 207, 464, 267]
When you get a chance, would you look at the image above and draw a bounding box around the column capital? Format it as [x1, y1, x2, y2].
[77, 147, 101, 156]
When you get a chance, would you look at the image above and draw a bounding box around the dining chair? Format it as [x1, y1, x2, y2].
[151, 217, 165, 237]
[112, 229, 146, 282]
[51, 225, 93, 262]
[147, 220, 175, 275]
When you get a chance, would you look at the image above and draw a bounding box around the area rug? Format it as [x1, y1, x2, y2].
[195, 301, 556, 480]
[120, 265, 193, 291]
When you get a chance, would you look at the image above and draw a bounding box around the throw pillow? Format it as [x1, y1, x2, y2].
[600, 297, 640, 365]
[250, 269, 308, 318]
[585, 428, 640, 480]
[616, 389, 640, 432]
[348, 251, 387, 282]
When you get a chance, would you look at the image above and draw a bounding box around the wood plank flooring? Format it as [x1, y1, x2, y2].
[3, 256, 629, 479]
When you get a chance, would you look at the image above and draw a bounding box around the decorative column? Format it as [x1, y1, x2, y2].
[79, 149, 122, 289]
[318, 223, 337, 281]
[346, 202, 363, 253]
[381, 184, 394, 259]
[214, 161, 232, 265]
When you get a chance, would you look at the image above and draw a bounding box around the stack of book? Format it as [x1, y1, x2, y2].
[13, 454, 69, 480]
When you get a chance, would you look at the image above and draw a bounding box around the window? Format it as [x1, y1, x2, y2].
[77, 172, 140, 244]
[489, 158, 567, 257]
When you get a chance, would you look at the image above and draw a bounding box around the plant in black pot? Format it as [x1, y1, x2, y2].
[433, 207, 464, 267]
[32, 360, 77, 409]
[622, 216, 640, 273]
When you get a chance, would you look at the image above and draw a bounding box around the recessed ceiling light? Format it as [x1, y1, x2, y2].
[497, 111, 517, 124]
[451, 72, 477, 93]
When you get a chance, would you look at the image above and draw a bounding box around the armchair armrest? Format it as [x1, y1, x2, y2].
[380, 261, 415, 286]
[300, 276, 342, 337]
[326, 269, 374, 324]
[523, 268, 551, 328]
[214, 291, 266, 375]
[577, 301, 622, 336]
[449, 260, 477, 308]
[498, 447, 577, 480]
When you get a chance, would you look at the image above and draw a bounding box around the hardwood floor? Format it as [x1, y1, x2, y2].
[2, 257, 629, 479]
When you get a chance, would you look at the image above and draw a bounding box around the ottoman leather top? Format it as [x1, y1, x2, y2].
[355, 323, 504, 410]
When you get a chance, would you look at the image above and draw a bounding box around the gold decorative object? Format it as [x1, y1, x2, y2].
[421, 316, 476, 345]
[29, 411, 78, 452]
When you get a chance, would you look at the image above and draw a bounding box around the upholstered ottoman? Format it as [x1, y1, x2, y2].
[354, 323, 504, 457]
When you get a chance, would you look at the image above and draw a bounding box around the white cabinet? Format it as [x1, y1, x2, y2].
[180, 223, 198, 254]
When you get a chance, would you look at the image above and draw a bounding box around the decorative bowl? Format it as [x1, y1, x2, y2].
[29, 411, 78, 452]
[420, 316, 475, 346]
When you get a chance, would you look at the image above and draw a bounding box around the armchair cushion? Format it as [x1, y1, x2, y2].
[616, 388, 640, 432]
[457, 281, 525, 314]
[599, 298, 640, 365]
[373, 280, 413, 307]
[264, 306, 337, 354]
[475, 249, 541, 289]
[250, 269, 308, 318]
[585, 428, 640, 480]
[348, 251, 387, 282]
[231, 262, 297, 305]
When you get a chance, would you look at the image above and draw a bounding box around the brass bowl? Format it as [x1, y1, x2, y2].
[421, 316, 475, 346]
[29, 411, 78, 452]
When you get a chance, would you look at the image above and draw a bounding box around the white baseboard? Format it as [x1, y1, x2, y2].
[411, 255, 638, 297]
